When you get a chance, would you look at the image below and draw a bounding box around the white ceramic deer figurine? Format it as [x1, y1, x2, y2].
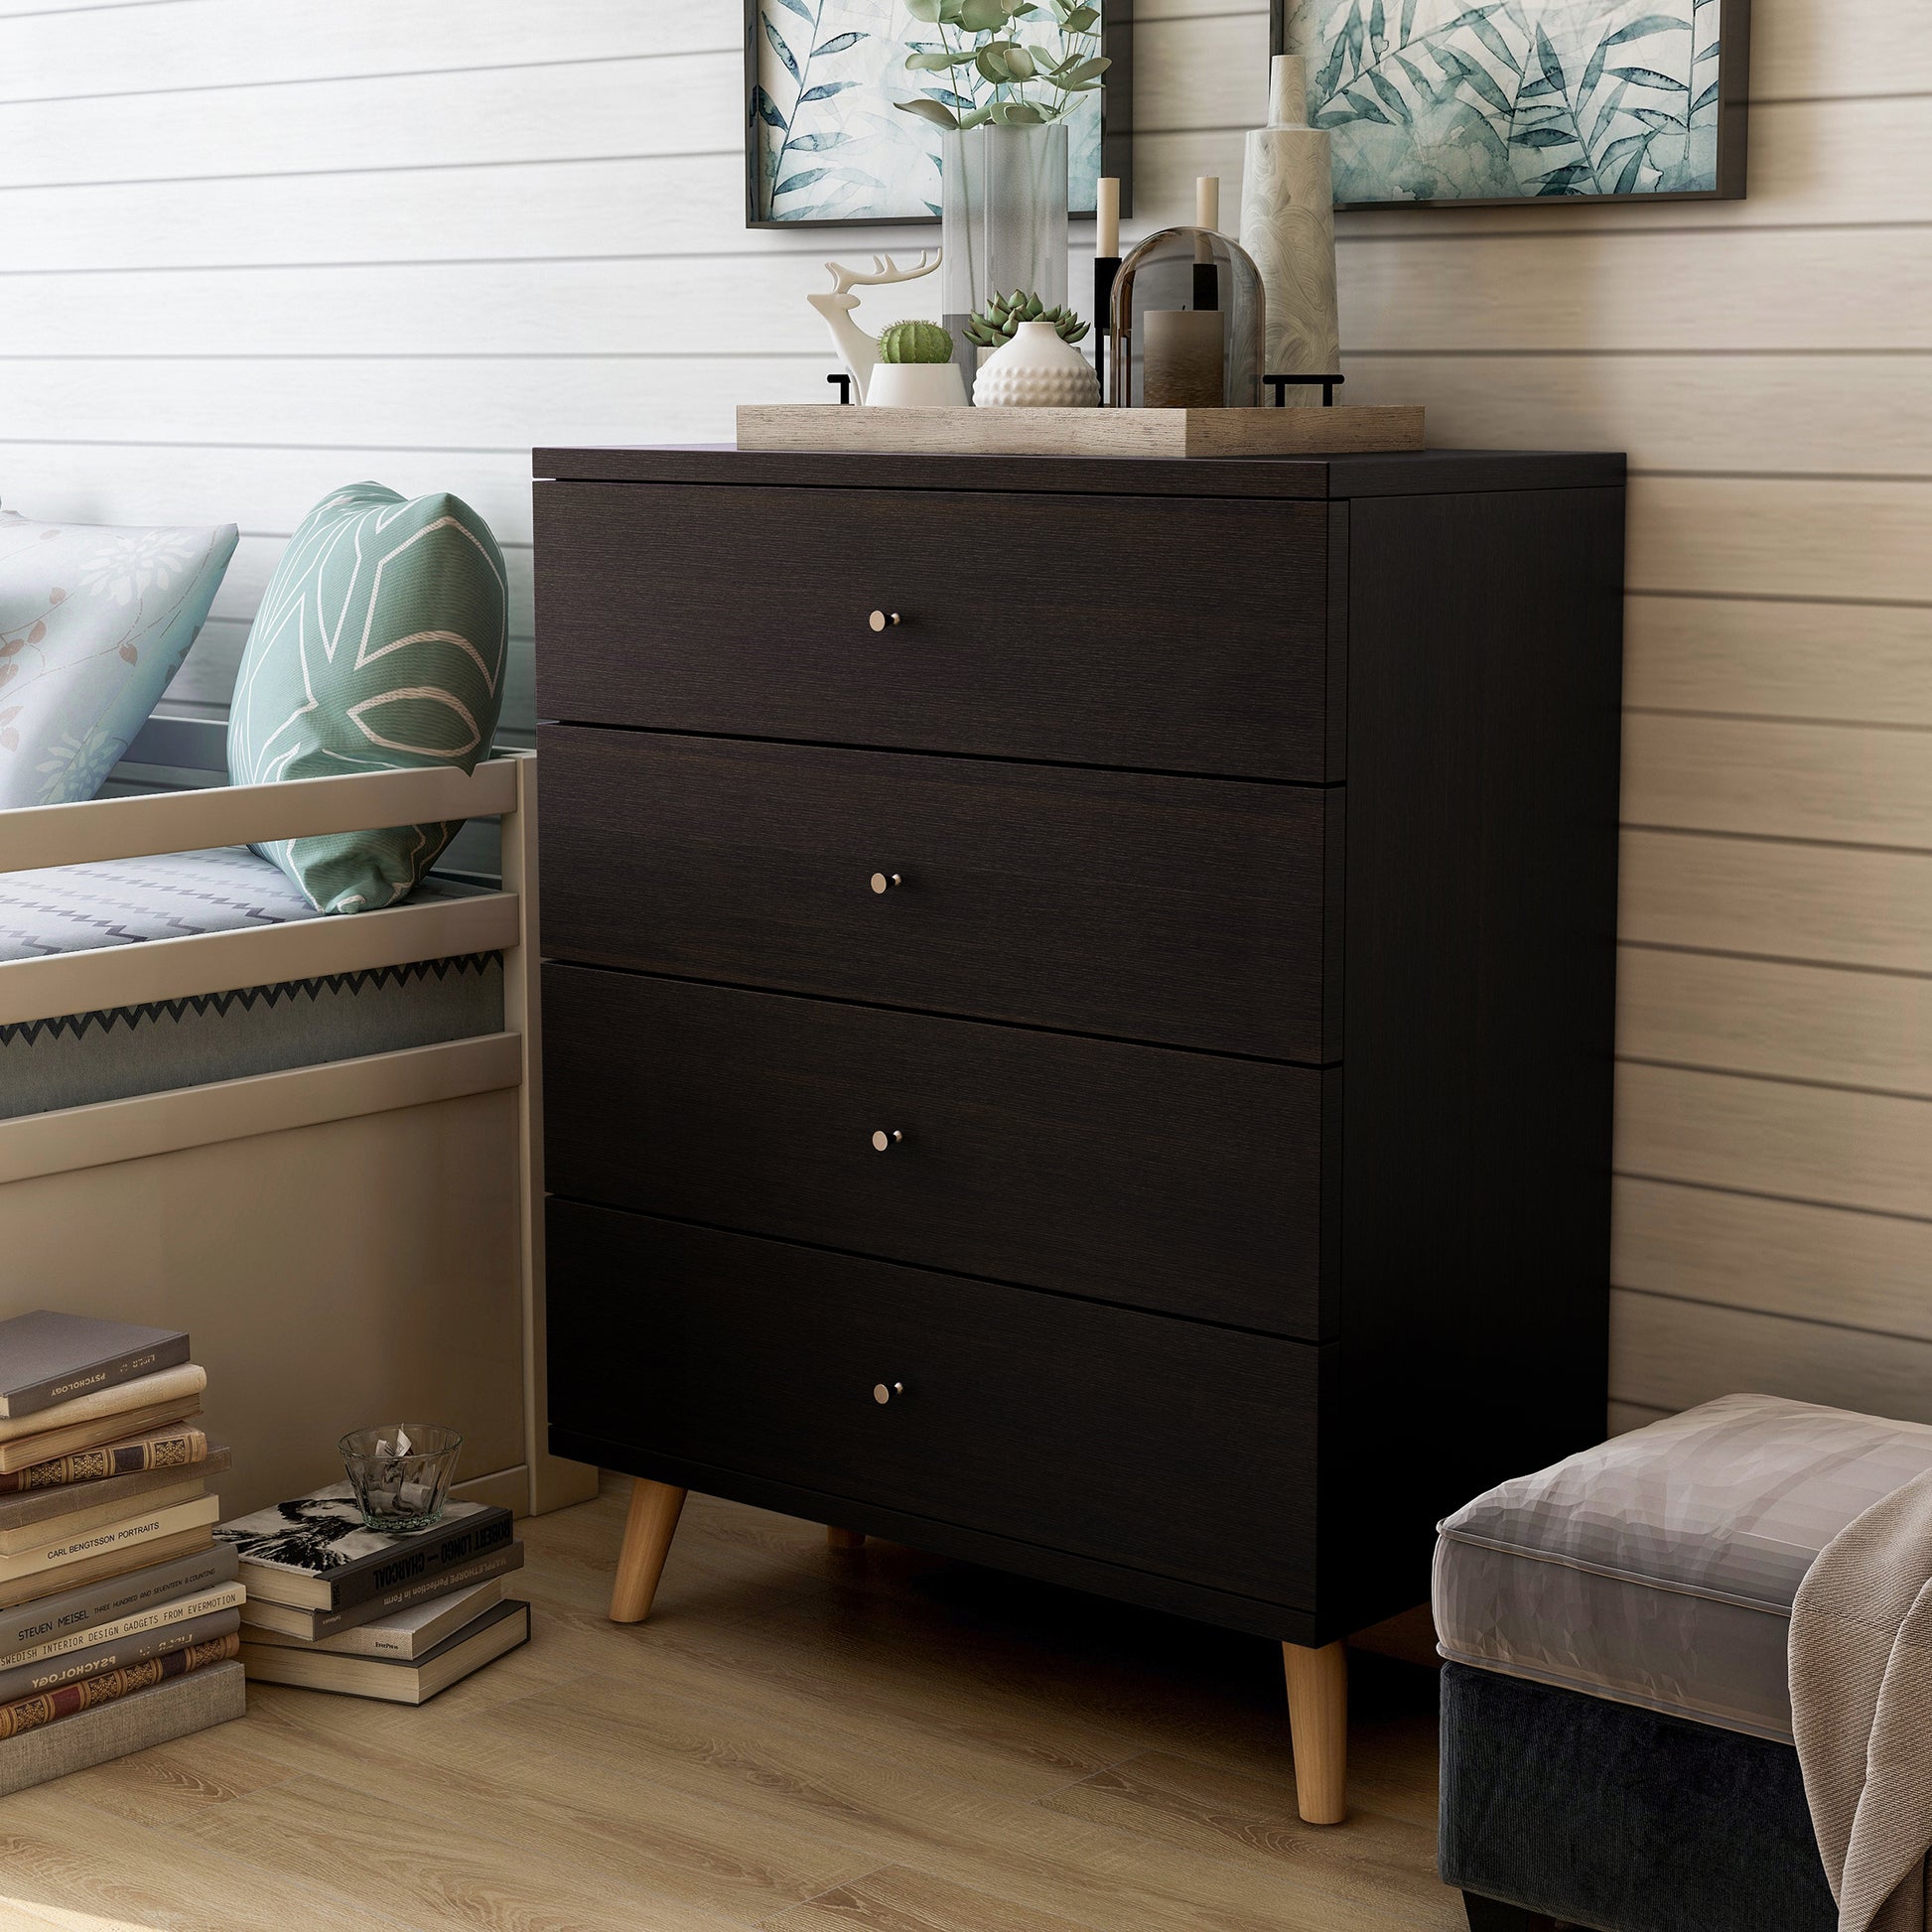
[807, 250, 942, 403]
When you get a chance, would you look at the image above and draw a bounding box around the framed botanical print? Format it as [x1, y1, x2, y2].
[746, 0, 1133, 227]
[1273, 0, 1750, 207]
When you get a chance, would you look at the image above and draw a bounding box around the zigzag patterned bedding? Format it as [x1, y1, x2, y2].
[0, 846, 501, 1120]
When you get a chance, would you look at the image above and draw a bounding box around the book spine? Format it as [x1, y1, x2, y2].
[0, 1631, 238, 1741]
[1, 1335, 192, 1421]
[0, 1582, 245, 1675]
[0, 1400, 204, 1474]
[0, 1660, 245, 1799]
[0, 1543, 239, 1655]
[0, 1496, 219, 1585]
[0, 1607, 240, 1703]
[329, 1512, 515, 1612]
[0, 1428, 208, 1495]
[0, 1364, 206, 1446]
[298, 1544, 522, 1640]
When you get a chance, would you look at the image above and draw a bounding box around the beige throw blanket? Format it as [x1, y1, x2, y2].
[1791, 1466, 1932, 1932]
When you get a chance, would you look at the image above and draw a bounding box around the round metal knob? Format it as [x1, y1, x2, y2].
[868, 610, 901, 632]
[871, 1129, 902, 1153]
[869, 872, 902, 895]
[873, 1381, 905, 1405]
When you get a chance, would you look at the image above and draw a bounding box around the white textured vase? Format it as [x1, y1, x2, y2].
[865, 361, 969, 408]
[972, 321, 1099, 409]
[1240, 55, 1341, 401]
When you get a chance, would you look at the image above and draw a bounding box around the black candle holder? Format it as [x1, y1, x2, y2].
[1265, 372, 1345, 408]
[1093, 256, 1121, 405]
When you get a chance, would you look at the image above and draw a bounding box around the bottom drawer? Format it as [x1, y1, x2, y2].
[548, 1201, 1321, 1606]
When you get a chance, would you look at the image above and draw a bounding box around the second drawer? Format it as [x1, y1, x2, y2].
[540, 727, 1340, 1060]
[545, 968, 1336, 1338]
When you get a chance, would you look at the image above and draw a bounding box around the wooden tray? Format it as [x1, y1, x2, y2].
[736, 403, 1426, 459]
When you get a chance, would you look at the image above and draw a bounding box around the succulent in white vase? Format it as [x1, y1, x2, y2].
[968, 295, 1097, 408]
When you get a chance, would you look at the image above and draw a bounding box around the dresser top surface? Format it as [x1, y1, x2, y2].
[532, 444, 1625, 501]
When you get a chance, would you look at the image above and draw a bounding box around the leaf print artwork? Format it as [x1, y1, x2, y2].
[1282, 0, 1741, 205]
[750, 0, 1110, 221]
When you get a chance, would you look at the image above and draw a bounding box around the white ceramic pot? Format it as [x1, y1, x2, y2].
[865, 361, 968, 407]
[972, 321, 1099, 409]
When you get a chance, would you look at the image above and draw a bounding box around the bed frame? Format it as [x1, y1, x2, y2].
[0, 716, 597, 1521]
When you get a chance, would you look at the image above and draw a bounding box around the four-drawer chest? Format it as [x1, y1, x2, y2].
[533, 445, 1626, 1823]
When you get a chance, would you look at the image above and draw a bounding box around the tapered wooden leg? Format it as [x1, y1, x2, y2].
[1282, 1639, 1348, 1825]
[609, 1478, 687, 1623]
[826, 1526, 866, 1550]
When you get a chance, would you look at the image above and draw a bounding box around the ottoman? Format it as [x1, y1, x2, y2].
[1434, 1394, 1932, 1932]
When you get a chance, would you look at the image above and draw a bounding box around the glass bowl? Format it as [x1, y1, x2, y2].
[339, 1424, 463, 1532]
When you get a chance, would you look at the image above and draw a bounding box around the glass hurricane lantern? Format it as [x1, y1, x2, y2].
[1107, 225, 1266, 410]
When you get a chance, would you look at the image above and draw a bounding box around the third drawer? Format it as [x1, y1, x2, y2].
[545, 967, 1337, 1338]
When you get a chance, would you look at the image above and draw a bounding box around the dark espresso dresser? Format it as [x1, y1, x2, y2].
[533, 445, 1625, 1823]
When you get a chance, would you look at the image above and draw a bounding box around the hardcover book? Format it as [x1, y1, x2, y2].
[0, 1364, 206, 1446]
[0, 1604, 240, 1704]
[0, 1629, 237, 1740]
[239, 1598, 527, 1704]
[0, 1425, 213, 1497]
[216, 1485, 512, 1612]
[0, 1579, 244, 1676]
[0, 1543, 239, 1656]
[0, 1657, 245, 1799]
[241, 1577, 502, 1660]
[238, 1541, 523, 1641]
[0, 1475, 207, 1558]
[0, 1495, 221, 1587]
[0, 1525, 215, 1612]
[0, 1312, 190, 1420]
[0, 1399, 205, 1474]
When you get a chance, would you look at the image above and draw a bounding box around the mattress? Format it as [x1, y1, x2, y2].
[1433, 1393, 1932, 1742]
[0, 846, 501, 1120]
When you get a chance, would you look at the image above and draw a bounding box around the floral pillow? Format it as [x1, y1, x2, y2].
[0, 510, 238, 806]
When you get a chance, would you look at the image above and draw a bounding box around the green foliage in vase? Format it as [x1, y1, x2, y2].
[877, 320, 956, 364]
[895, 0, 1110, 132]
[962, 289, 1089, 347]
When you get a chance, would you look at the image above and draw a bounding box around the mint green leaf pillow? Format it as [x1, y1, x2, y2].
[0, 510, 236, 806]
[227, 483, 508, 914]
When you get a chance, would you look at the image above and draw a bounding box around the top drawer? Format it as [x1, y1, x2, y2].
[534, 482, 1338, 781]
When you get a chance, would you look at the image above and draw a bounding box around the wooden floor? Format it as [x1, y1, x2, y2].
[0, 1480, 1459, 1931]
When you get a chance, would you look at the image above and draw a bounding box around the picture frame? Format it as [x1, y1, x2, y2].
[1271, 0, 1750, 209]
[746, 0, 1133, 228]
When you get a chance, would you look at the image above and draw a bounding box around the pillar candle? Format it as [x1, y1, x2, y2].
[1143, 310, 1225, 409]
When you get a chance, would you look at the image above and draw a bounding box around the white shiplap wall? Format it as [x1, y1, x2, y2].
[3, 0, 1928, 1430]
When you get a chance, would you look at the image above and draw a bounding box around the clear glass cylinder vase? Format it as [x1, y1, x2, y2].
[940, 123, 1068, 383]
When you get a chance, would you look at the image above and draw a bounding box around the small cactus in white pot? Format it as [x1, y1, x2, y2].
[865, 321, 968, 407]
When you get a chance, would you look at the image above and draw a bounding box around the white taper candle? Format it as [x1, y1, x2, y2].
[1096, 177, 1120, 257]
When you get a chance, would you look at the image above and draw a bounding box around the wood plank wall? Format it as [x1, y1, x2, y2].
[3, 0, 1925, 1433]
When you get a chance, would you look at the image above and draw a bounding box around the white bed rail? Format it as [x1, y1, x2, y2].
[0, 758, 520, 874]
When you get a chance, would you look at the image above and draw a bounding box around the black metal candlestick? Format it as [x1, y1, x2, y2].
[1094, 256, 1121, 404]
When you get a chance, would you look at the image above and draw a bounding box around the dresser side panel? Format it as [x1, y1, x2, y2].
[1328, 482, 1624, 1639]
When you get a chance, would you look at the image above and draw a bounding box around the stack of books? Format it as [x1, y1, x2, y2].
[220, 1485, 527, 1703]
[0, 1311, 244, 1795]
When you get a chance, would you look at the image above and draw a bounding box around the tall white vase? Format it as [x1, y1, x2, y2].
[1240, 55, 1341, 403]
